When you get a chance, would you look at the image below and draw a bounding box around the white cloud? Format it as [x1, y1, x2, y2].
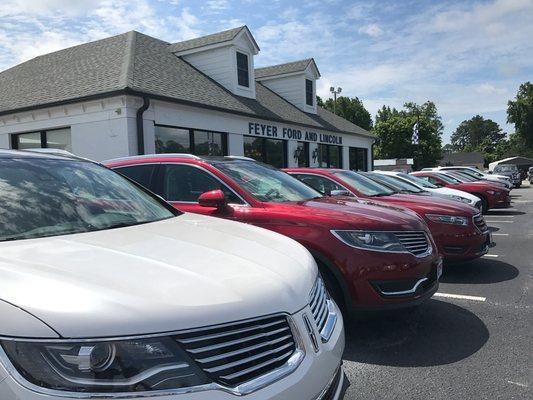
[205, 0, 229, 11]
[358, 23, 383, 37]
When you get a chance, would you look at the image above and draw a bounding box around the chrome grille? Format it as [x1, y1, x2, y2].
[309, 277, 337, 342]
[473, 214, 488, 233]
[393, 231, 430, 256]
[175, 315, 296, 388]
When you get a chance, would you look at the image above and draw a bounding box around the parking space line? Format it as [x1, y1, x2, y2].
[483, 254, 499, 258]
[485, 220, 514, 223]
[434, 293, 486, 302]
[492, 233, 509, 236]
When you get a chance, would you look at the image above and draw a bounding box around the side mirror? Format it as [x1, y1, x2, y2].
[330, 189, 352, 197]
[198, 190, 227, 209]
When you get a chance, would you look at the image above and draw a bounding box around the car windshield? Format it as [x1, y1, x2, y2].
[212, 160, 322, 202]
[0, 157, 177, 242]
[446, 171, 475, 182]
[333, 171, 395, 196]
[368, 173, 425, 193]
[495, 165, 517, 172]
[399, 172, 438, 189]
[457, 168, 484, 178]
[434, 172, 462, 184]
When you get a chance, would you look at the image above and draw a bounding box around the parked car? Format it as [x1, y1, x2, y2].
[529, 166, 533, 183]
[434, 166, 512, 189]
[493, 164, 522, 188]
[412, 171, 512, 212]
[286, 168, 491, 263]
[106, 155, 442, 314]
[373, 170, 482, 210]
[0, 150, 345, 400]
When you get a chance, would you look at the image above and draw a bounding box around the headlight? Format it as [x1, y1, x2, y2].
[426, 214, 469, 226]
[1, 337, 209, 393]
[331, 230, 405, 252]
[448, 195, 471, 204]
[487, 190, 500, 195]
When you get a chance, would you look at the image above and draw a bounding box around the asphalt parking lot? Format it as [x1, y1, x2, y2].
[341, 181, 533, 400]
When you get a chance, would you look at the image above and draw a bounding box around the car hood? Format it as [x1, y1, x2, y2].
[368, 193, 477, 216]
[430, 187, 480, 202]
[0, 214, 317, 338]
[267, 196, 428, 231]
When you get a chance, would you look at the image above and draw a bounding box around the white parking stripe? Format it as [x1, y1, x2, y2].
[434, 293, 486, 302]
[486, 215, 514, 218]
[492, 233, 509, 236]
[485, 220, 514, 223]
[483, 254, 499, 258]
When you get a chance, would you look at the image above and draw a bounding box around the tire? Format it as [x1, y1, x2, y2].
[478, 195, 489, 214]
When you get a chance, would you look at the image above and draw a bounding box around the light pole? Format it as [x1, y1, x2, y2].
[329, 86, 342, 113]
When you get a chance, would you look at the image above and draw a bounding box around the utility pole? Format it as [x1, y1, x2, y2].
[329, 86, 342, 114]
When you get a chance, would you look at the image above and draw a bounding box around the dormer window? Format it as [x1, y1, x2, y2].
[305, 79, 313, 106]
[237, 52, 249, 87]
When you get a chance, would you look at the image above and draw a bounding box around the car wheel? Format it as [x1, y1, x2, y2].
[317, 261, 346, 313]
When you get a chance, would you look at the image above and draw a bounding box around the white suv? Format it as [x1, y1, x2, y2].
[0, 150, 344, 400]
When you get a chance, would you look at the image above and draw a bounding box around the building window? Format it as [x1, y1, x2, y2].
[305, 79, 314, 106]
[349, 147, 368, 171]
[236, 52, 249, 88]
[244, 136, 287, 168]
[295, 141, 309, 167]
[155, 125, 227, 156]
[12, 128, 71, 151]
[317, 144, 342, 168]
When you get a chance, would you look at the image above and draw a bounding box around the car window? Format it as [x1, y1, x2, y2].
[333, 171, 394, 196]
[212, 161, 321, 203]
[114, 164, 157, 189]
[0, 158, 176, 242]
[161, 164, 243, 204]
[293, 174, 345, 195]
[398, 172, 438, 189]
[369, 173, 424, 193]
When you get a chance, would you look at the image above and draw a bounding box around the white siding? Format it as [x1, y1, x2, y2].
[261, 75, 305, 110]
[183, 47, 234, 91]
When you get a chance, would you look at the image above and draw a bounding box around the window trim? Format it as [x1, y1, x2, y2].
[243, 135, 288, 168]
[317, 143, 343, 168]
[305, 79, 314, 106]
[11, 127, 71, 150]
[156, 162, 250, 207]
[154, 124, 228, 156]
[236, 51, 250, 88]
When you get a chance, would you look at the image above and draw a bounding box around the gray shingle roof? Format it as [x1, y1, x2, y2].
[0, 31, 371, 139]
[255, 58, 319, 79]
[168, 26, 248, 53]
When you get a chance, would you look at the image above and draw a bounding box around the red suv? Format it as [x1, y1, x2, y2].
[412, 171, 511, 212]
[105, 155, 442, 313]
[285, 168, 491, 263]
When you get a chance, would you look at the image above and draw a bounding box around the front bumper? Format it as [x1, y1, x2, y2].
[438, 230, 490, 261]
[0, 307, 345, 400]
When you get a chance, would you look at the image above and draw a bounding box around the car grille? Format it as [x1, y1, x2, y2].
[473, 214, 488, 233]
[309, 277, 331, 338]
[393, 231, 430, 256]
[175, 315, 297, 388]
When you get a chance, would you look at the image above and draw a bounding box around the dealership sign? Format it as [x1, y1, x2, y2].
[248, 122, 343, 145]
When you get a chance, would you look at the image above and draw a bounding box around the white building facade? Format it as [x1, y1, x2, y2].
[0, 27, 374, 170]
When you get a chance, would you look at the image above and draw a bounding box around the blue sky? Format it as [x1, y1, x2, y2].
[1, 0, 532, 143]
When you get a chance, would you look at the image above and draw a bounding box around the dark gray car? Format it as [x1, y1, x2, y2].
[493, 164, 521, 188]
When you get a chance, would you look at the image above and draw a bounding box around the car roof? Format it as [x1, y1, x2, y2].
[103, 154, 257, 164]
[0, 149, 77, 161]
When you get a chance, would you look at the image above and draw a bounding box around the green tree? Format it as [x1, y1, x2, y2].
[373, 101, 443, 169]
[507, 81, 533, 148]
[316, 95, 324, 107]
[322, 96, 373, 131]
[450, 115, 506, 153]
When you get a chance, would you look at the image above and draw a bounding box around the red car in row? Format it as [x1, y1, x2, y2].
[285, 168, 491, 263]
[412, 171, 511, 212]
[106, 155, 442, 314]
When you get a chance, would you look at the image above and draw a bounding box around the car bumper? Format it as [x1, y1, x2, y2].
[341, 249, 441, 310]
[439, 230, 490, 261]
[0, 307, 345, 400]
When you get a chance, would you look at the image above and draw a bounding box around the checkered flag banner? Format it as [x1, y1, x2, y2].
[412, 122, 419, 145]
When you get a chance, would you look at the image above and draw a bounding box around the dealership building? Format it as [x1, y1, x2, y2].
[0, 26, 374, 170]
